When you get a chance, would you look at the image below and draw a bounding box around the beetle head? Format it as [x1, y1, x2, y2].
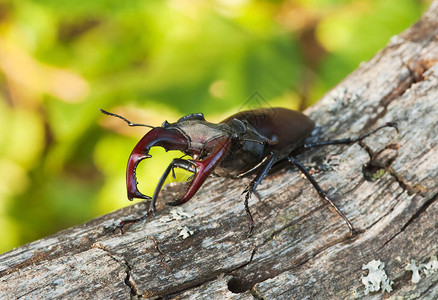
[101, 109, 232, 205]
[126, 113, 231, 204]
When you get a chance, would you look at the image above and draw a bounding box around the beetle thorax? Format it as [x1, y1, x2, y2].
[173, 122, 230, 159]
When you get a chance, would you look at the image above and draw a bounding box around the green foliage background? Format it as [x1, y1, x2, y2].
[0, 0, 431, 253]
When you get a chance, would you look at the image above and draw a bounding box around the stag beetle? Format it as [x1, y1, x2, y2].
[101, 108, 397, 235]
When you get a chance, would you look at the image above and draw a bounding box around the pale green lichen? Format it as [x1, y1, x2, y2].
[361, 260, 394, 295]
[423, 256, 438, 277]
[179, 226, 194, 239]
[406, 256, 438, 283]
[406, 260, 422, 283]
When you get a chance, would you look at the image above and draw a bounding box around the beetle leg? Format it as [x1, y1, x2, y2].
[242, 153, 278, 236]
[115, 158, 195, 233]
[150, 159, 195, 214]
[114, 214, 149, 234]
[303, 122, 398, 149]
[287, 156, 356, 236]
[168, 154, 191, 180]
[236, 155, 271, 178]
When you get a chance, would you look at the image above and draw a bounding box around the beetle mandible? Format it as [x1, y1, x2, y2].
[101, 107, 397, 235]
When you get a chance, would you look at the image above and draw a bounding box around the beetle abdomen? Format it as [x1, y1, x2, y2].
[221, 107, 315, 155]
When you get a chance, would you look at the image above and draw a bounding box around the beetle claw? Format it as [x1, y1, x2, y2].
[113, 208, 157, 234]
[113, 214, 148, 234]
[385, 121, 399, 133]
[166, 200, 183, 206]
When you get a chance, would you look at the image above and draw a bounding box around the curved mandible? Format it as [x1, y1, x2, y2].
[167, 136, 231, 206]
[127, 127, 188, 200]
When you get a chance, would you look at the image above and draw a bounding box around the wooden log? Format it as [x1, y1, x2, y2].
[1, 2, 438, 298]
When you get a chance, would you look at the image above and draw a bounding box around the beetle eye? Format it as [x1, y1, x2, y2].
[230, 118, 247, 134]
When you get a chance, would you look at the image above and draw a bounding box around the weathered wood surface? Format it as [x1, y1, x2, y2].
[1, 2, 438, 299]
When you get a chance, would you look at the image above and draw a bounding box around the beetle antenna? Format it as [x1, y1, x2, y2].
[100, 109, 155, 129]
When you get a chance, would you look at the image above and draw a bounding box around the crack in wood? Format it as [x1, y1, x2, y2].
[416, 275, 438, 299]
[387, 167, 428, 195]
[225, 202, 357, 294]
[395, 192, 438, 235]
[363, 189, 405, 231]
[123, 260, 140, 298]
[365, 56, 436, 131]
[0, 247, 60, 278]
[402, 56, 438, 85]
[91, 242, 140, 297]
[240, 200, 327, 268]
[16, 286, 41, 299]
[377, 192, 438, 252]
[228, 231, 357, 294]
[165, 272, 239, 298]
[146, 235, 171, 272]
[357, 125, 428, 196]
[0, 237, 99, 278]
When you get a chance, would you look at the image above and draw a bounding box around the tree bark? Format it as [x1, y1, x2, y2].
[1, 2, 438, 299]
